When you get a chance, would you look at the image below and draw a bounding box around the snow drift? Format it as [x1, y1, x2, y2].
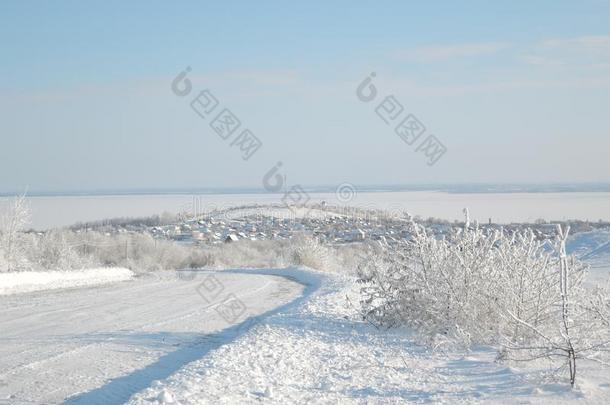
[0, 267, 134, 295]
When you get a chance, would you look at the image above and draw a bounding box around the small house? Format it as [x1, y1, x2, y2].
[225, 234, 239, 243]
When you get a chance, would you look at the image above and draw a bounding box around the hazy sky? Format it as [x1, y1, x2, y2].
[1, 0, 609, 193]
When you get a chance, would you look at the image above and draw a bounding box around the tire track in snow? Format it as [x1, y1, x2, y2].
[0, 270, 306, 405]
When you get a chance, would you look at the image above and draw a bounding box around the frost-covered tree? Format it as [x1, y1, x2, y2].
[501, 225, 610, 387]
[0, 194, 31, 272]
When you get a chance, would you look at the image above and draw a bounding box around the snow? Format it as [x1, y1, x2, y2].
[0, 270, 304, 404]
[0, 267, 134, 296]
[568, 229, 610, 264]
[2, 262, 610, 404]
[127, 269, 610, 404]
[568, 229, 610, 286]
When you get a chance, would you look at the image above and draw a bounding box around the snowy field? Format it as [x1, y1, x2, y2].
[2, 191, 610, 229]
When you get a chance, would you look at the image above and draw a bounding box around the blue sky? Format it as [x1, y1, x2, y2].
[1, 1, 610, 193]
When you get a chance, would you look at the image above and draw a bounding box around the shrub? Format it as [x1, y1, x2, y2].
[357, 218, 610, 386]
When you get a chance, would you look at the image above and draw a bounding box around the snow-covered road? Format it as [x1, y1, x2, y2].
[0, 270, 304, 405]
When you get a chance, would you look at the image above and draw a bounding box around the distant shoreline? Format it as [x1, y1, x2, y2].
[2, 190, 610, 229]
[3, 183, 610, 197]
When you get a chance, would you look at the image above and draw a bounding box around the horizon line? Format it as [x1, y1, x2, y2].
[3, 182, 610, 197]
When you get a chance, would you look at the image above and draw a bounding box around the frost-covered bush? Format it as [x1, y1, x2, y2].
[27, 230, 97, 270]
[21, 230, 345, 273]
[358, 221, 508, 347]
[207, 239, 290, 269]
[203, 235, 352, 273]
[0, 213, 349, 274]
[357, 218, 610, 386]
[290, 235, 332, 271]
[81, 232, 212, 272]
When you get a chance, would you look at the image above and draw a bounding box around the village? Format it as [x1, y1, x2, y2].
[92, 203, 606, 249]
[148, 206, 413, 246]
[66, 202, 610, 255]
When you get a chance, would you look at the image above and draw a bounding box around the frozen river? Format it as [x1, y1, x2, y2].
[1, 191, 610, 230]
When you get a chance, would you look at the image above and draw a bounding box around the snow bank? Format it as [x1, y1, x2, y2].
[0, 267, 134, 295]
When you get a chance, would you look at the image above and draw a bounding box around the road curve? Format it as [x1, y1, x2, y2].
[0, 270, 304, 405]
